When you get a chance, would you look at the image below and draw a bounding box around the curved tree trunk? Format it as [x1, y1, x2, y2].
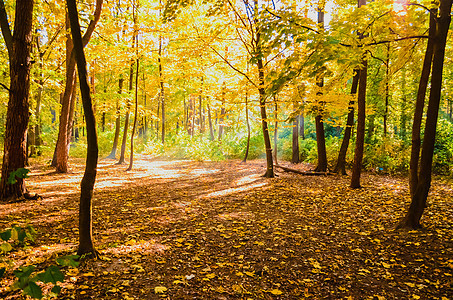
[409, 8, 436, 197]
[333, 70, 360, 174]
[53, 0, 102, 173]
[398, 0, 452, 229]
[242, 90, 251, 163]
[118, 63, 134, 164]
[0, 0, 34, 200]
[67, 0, 102, 257]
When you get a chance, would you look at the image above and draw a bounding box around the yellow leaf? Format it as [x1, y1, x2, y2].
[245, 271, 255, 277]
[154, 286, 167, 294]
[82, 272, 95, 277]
[206, 273, 216, 279]
[381, 262, 391, 268]
[270, 289, 283, 295]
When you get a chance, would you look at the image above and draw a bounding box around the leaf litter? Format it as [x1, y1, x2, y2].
[0, 156, 452, 299]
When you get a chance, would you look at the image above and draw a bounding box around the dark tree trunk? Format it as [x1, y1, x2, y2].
[291, 114, 300, 164]
[199, 77, 204, 134]
[118, 62, 133, 164]
[242, 89, 251, 163]
[409, 8, 436, 197]
[398, 0, 452, 229]
[314, 2, 327, 172]
[383, 43, 390, 137]
[158, 36, 165, 144]
[350, 0, 368, 189]
[127, 59, 139, 171]
[54, 1, 102, 172]
[0, 0, 34, 200]
[350, 59, 368, 188]
[67, 0, 102, 257]
[333, 70, 359, 174]
[107, 77, 123, 159]
[299, 113, 305, 140]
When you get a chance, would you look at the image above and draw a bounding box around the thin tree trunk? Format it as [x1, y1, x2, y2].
[333, 70, 360, 174]
[398, 0, 452, 229]
[383, 43, 390, 137]
[292, 99, 300, 164]
[118, 62, 133, 164]
[158, 35, 165, 144]
[67, 0, 101, 257]
[107, 77, 123, 159]
[208, 103, 215, 141]
[273, 95, 278, 165]
[314, 1, 327, 172]
[409, 8, 436, 197]
[218, 84, 226, 141]
[242, 88, 251, 163]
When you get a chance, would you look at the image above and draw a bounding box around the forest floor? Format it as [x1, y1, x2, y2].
[0, 155, 452, 299]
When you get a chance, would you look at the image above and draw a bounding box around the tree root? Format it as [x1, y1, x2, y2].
[274, 164, 333, 176]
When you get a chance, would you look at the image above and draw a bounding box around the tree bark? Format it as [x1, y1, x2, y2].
[242, 89, 251, 163]
[334, 70, 359, 175]
[54, 0, 102, 172]
[273, 96, 278, 165]
[208, 103, 215, 141]
[314, 1, 327, 172]
[107, 77, 123, 159]
[350, 0, 368, 189]
[409, 8, 436, 197]
[350, 59, 368, 188]
[398, 0, 452, 229]
[0, 0, 34, 200]
[218, 84, 226, 141]
[158, 35, 165, 144]
[291, 98, 300, 164]
[67, 0, 101, 257]
[118, 62, 134, 164]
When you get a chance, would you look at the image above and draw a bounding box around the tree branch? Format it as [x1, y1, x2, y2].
[0, 82, 9, 91]
[0, 0, 12, 58]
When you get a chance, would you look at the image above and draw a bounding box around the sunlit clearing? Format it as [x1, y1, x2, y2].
[393, 0, 407, 16]
[199, 182, 267, 199]
[103, 240, 168, 256]
[233, 174, 261, 186]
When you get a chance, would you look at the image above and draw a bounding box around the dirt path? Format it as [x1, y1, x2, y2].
[1, 156, 452, 299]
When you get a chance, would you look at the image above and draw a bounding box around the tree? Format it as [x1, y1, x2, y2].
[0, 0, 35, 200]
[398, 0, 452, 229]
[53, 0, 102, 173]
[350, 0, 369, 189]
[67, 0, 102, 256]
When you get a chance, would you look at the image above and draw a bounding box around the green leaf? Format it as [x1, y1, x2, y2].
[0, 242, 12, 253]
[0, 267, 5, 278]
[7, 168, 30, 185]
[23, 281, 43, 299]
[0, 229, 11, 241]
[17, 228, 27, 243]
[36, 266, 64, 284]
[56, 255, 80, 267]
[51, 285, 62, 295]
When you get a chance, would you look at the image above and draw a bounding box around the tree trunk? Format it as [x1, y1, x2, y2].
[333, 70, 360, 175]
[107, 77, 123, 159]
[67, 0, 101, 257]
[158, 35, 165, 144]
[218, 84, 226, 141]
[409, 8, 436, 197]
[127, 59, 139, 171]
[208, 103, 215, 141]
[383, 43, 390, 137]
[242, 89, 251, 163]
[273, 96, 278, 165]
[350, 59, 368, 188]
[350, 0, 368, 189]
[118, 62, 133, 164]
[54, 1, 102, 172]
[0, 0, 34, 200]
[292, 99, 300, 164]
[398, 0, 452, 229]
[314, 2, 327, 172]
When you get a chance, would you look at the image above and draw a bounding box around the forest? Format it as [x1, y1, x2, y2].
[0, 0, 452, 298]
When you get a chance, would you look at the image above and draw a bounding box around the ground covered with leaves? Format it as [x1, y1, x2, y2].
[0, 156, 452, 299]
